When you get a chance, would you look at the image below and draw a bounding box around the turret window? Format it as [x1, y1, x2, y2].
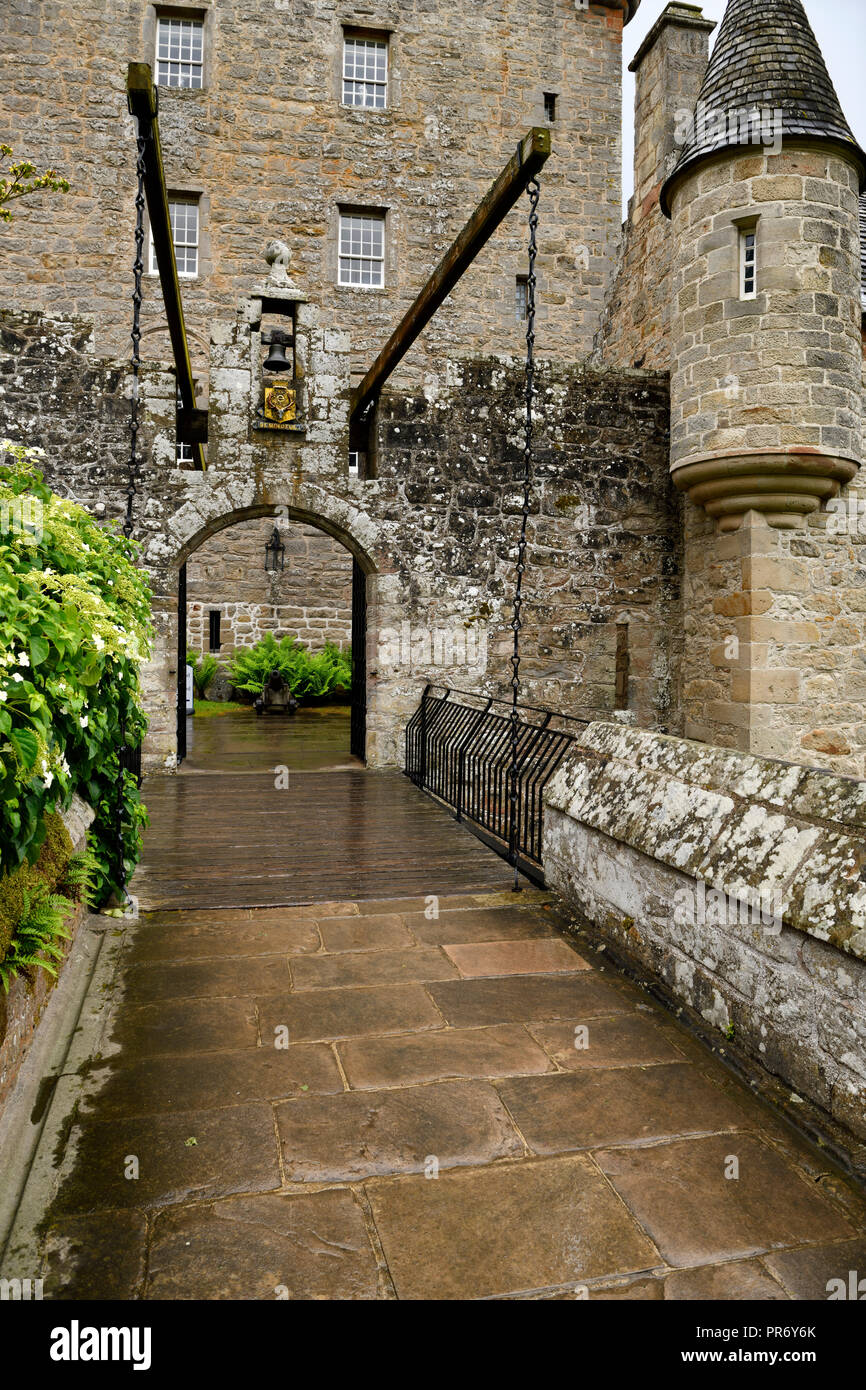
[740, 228, 757, 299]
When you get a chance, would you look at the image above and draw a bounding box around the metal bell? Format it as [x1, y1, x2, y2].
[262, 329, 291, 373]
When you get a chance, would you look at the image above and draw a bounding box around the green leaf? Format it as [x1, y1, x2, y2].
[10, 727, 39, 768]
[29, 633, 49, 666]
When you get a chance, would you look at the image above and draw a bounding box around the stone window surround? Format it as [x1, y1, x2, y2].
[143, 3, 212, 92]
[330, 202, 392, 292]
[733, 212, 760, 302]
[148, 189, 212, 282]
[335, 12, 401, 112]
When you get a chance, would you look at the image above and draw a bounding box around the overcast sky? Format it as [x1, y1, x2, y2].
[622, 0, 866, 211]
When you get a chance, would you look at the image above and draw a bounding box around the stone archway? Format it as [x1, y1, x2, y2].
[142, 496, 381, 771]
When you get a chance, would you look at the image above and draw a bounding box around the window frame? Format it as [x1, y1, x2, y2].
[739, 226, 757, 301]
[515, 274, 529, 323]
[154, 10, 205, 90]
[208, 609, 221, 652]
[338, 210, 386, 289]
[342, 30, 389, 110]
[150, 196, 200, 279]
[543, 92, 557, 123]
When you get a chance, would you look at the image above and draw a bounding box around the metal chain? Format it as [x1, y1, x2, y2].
[125, 133, 147, 540]
[507, 176, 540, 892]
[115, 132, 148, 902]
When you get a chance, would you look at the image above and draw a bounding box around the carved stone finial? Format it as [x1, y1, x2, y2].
[265, 238, 292, 284]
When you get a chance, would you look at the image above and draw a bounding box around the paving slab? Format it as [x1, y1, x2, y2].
[318, 915, 414, 952]
[762, 1237, 866, 1300]
[275, 1079, 522, 1181]
[428, 973, 630, 1027]
[596, 1134, 855, 1267]
[407, 906, 557, 945]
[443, 937, 590, 977]
[121, 954, 291, 1003]
[145, 1190, 382, 1300]
[75, 1045, 344, 1118]
[339, 1024, 554, 1090]
[113, 997, 259, 1056]
[256, 984, 444, 1043]
[529, 1015, 686, 1070]
[366, 1155, 660, 1300]
[126, 916, 320, 964]
[290, 946, 458, 990]
[51, 1103, 282, 1216]
[498, 1064, 746, 1153]
[40, 1211, 148, 1300]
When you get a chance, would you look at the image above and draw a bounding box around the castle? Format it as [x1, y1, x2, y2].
[2, 0, 866, 1178]
[1, 0, 863, 779]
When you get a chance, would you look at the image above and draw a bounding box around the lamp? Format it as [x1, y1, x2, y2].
[264, 524, 285, 572]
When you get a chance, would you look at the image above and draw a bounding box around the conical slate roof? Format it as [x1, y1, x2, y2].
[661, 0, 866, 216]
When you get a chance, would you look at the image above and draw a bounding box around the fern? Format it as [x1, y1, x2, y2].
[187, 650, 221, 699]
[0, 883, 74, 993]
[228, 634, 352, 699]
[62, 847, 99, 908]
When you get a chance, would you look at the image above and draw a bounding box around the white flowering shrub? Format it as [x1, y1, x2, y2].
[0, 441, 153, 905]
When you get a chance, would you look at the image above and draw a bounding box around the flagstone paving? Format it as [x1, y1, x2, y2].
[30, 888, 866, 1300]
[9, 706, 863, 1301]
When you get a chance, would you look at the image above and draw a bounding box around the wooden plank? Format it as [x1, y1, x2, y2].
[126, 62, 206, 470]
[134, 769, 512, 909]
[350, 127, 551, 426]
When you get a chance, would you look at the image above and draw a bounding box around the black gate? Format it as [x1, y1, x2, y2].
[405, 685, 589, 882]
[176, 561, 187, 764]
[350, 559, 366, 760]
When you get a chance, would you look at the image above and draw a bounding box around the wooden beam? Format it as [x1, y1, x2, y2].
[351, 127, 551, 426]
[126, 63, 206, 470]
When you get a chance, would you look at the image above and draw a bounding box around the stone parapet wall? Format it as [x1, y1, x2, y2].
[187, 518, 352, 657]
[543, 723, 866, 1148]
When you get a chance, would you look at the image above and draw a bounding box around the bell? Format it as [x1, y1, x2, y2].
[262, 329, 292, 374]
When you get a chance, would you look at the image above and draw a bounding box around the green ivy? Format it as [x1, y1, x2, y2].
[0, 440, 153, 908]
[228, 633, 351, 700]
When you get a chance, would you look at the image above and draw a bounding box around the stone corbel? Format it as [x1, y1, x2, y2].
[671, 448, 861, 531]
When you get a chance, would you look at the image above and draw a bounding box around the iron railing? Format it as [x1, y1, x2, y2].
[404, 684, 591, 883]
[119, 738, 143, 788]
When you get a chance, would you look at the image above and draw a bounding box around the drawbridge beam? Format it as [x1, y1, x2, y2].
[350, 126, 551, 431]
[126, 63, 207, 471]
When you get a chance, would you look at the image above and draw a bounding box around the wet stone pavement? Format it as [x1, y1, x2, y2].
[31, 891, 866, 1300]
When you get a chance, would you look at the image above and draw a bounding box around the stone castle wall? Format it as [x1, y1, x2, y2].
[186, 518, 353, 658]
[681, 496, 866, 779]
[0, 307, 677, 767]
[595, 3, 714, 372]
[0, 0, 628, 391]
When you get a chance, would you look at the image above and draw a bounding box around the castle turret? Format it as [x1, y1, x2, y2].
[661, 0, 865, 529]
[660, 0, 866, 768]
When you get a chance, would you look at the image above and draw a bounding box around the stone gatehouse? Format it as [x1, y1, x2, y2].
[0, 0, 864, 777]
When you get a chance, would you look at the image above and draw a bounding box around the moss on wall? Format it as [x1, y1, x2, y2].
[0, 813, 74, 964]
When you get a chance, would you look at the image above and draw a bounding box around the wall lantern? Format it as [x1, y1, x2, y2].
[264, 524, 285, 572]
